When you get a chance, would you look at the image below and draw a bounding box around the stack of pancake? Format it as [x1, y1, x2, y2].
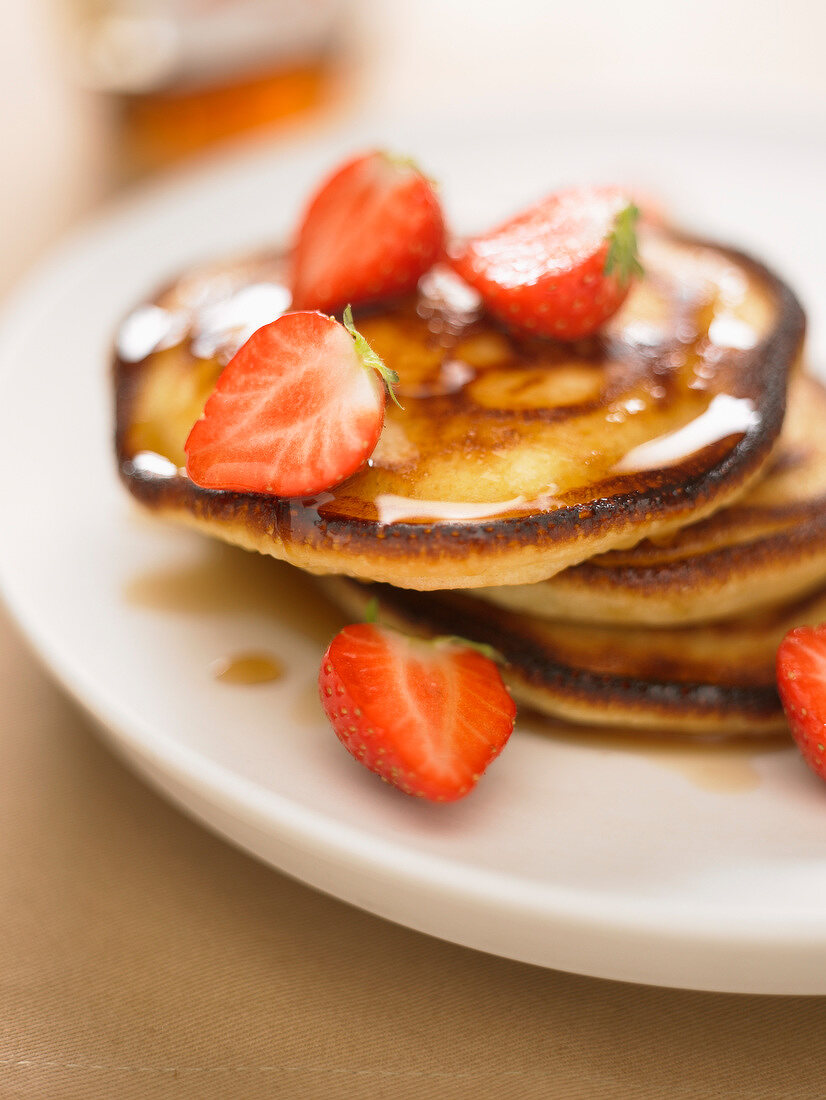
[115, 223, 822, 737]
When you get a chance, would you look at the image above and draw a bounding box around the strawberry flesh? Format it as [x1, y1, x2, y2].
[319, 623, 516, 801]
[777, 625, 826, 784]
[291, 151, 445, 313]
[450, 186, 638, 340]
[185, 311, 385, 497]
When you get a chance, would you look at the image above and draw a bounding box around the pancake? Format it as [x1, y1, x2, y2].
[476, 371, 826, 624]
[320, 576, 825, 737]
[114, 228, 804, 590]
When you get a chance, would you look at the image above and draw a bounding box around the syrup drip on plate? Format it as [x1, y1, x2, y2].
[211, 652, 284, 685]
[123, 545, 347, 646]
[518, 713, 790, 794]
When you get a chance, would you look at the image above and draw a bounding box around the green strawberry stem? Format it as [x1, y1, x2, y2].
[382, 150, 419, 174]
[360, 594, 505, 665]
[342, 305, 404, 409]
[604, 203, 644, 285]
[381, 150, 438, 189]
[435, 635, 505, 664]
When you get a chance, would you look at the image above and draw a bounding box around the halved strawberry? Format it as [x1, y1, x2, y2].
[777, 625, 826, 784]
[290, 151, 446, 313]
[319, 622, 516, 802]
[450, 186, 642, 340]
[185, 308, 398, 497]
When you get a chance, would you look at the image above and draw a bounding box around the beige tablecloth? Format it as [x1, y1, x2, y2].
[2, 601, 826, 1099]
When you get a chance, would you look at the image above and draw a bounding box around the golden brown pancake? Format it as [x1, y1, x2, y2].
[477, 372, 826, 624]
[114, 229, 804, 590]
[319, 575, 823, 736]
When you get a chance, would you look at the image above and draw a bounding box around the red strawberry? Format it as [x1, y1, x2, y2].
[450, 186, 643, 340]
[777, 625, 826, 784]
[319, 622, 516, 802]
[290, 151, 446, 312]
[185, 308, 398, 497]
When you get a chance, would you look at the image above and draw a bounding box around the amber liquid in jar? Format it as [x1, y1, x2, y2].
[119, 57, 331, 174]
[66, 0, 345, 176]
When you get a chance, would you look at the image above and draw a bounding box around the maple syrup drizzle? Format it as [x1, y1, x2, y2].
[124, 545, 346, 646]
[211, 652, 284, 685]
[518, 713, 789, 793]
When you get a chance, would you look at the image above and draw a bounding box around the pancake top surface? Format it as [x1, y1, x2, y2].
[114, 228, 804, 589]
[478, 373, 826, 623]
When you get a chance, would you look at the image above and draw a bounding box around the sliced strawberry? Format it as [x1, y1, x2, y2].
[319, 623, 516, 802]
[450, 186, 642, 340]
[185, 309, 398, 497]
[290, 151, 446, 313]
[777, 625, 826, 785]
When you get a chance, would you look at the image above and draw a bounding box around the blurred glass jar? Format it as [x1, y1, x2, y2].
[63, 0, 348, 175]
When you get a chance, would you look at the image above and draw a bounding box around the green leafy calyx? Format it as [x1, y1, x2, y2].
[604, 203, 644, 285]
[361, 603, 504, 665]
[436, 635, 505, 665]
[382, 150, 419, 174]
[380, 150, 437, 188]
[342, 305, 403, 409]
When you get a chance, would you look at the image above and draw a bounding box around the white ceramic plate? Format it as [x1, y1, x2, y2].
[2, 121, 825, 994]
